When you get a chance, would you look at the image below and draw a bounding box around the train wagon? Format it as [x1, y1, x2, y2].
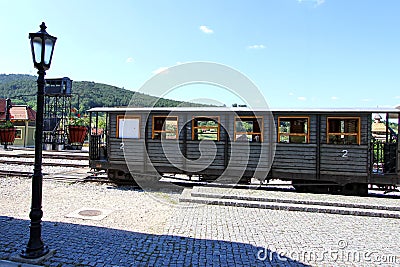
[88, 107, 400, 195]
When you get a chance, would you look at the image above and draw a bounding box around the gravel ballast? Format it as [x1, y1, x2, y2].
[0, 176, 179, 235]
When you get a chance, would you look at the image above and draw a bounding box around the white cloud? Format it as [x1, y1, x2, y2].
[297, 0, 325, 7]
[289, 92, 294, 96]
[247, 44, 266, 50]
[152, 66, 169, 74]
[331, 96, 339, 100]
[361, 98, 371, 102]
[298, 96, 307, 101]
[199, 25, 214, 34]
[126, 57, 134, 63]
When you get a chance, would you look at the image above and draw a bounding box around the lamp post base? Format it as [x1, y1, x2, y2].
[13, 248, 54, 265]
[20, 245, 50, 259]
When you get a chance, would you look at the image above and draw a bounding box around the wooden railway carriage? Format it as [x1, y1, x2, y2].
[89, 107, 400, 195]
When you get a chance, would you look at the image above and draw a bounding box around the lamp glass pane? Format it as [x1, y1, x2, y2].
[44, 38, 54, 65]
[32, 36, 42, 64]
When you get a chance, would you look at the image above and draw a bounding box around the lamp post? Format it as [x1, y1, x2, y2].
[21, 22, 57, 259]
[4, 98, 12, 150]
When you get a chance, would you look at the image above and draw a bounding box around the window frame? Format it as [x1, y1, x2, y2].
[278, 116, 310, 144]
[152, 116, 179, 140]
[116, 115, 141, 139]
[326, 116, 361, 145]
[192, 116, 220, 141]
[234, 116, 263, 142]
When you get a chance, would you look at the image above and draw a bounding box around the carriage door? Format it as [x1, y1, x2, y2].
[372, 113, 398, 175]
[397, 113, 400, 177]
[322, 117, 366, 180]
[383, 113, 397, 174]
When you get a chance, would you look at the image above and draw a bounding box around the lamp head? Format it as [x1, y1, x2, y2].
[29, 22, 57, 71]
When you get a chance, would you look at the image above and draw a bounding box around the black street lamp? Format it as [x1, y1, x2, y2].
[21, 22, 57, 259]
[4, 98, 12, 150]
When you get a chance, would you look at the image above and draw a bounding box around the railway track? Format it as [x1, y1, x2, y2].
[0, 159, 87, 168]
[0, 151, 90, 182]
[0, 169, 96, 184]
[0, 170, 41, 177]
[0, 153, 88, 161]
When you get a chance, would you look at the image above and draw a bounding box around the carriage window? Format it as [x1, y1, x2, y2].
[327, 117, 360, 145]
[117, 115, 140, 139]
[152, 116, 178, 140]
[15, 129, 23, 139]
[192, 117, 220, 141]
[278, 117, 309, 143]
[235, 116, 263, 142]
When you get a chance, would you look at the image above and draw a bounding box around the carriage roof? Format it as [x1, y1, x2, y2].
[88, 106, 400, 114]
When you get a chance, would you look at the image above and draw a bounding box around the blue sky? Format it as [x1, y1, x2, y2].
[0, 0, 399, 108]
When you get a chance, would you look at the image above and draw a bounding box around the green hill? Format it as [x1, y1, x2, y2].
[0, 74, 207, 113]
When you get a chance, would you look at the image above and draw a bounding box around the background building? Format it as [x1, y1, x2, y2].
[0, 98, 36, 147]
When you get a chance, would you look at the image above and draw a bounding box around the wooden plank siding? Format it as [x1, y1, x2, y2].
[272, 144, 317, 170]
[102, 110, 374, 184]
[319, 145, 369, 174]
[270, 113, 371, 182]
[318, 113, 370, 182]
[271, 114, 317, 180]
[107, 112, 147, 172]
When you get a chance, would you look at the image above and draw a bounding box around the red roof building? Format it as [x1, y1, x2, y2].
[0, 99, 36, 121]
[0, 98, 37, 147]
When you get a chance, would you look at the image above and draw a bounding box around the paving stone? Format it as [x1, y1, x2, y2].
[1, 177, 400, 266]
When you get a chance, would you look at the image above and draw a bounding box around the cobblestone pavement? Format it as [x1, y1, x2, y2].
[1, 176, 399, 266]
[164, 204, 400, 266]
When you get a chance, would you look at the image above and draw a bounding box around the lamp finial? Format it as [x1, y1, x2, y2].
[40, 22, 47, 32]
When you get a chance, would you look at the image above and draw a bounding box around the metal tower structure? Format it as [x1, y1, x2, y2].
[43, 77, 72, 150]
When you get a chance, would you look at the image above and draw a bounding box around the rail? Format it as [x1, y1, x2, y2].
[0, 159, 87, 168]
